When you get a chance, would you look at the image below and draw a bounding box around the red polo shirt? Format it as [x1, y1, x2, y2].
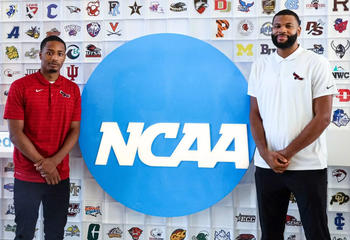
[4, 71, 81, 182]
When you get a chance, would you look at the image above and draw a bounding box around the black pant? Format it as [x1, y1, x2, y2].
[14, 178, 70, 240]
[255, 167, 331, 240]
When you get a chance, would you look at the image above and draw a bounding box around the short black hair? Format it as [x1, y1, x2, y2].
[40, 35, 66, 51]
[272, 9, 301, 26]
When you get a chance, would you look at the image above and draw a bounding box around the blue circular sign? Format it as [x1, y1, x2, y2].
[79, 33, 255, 217]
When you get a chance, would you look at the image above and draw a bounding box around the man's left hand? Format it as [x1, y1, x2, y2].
[34, 158, 57, 177]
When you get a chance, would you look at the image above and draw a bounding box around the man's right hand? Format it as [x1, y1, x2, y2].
[261, 150, 289, 173]
[44, 169, 61, 185]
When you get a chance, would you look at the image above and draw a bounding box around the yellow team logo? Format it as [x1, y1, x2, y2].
[236, 44, 253, 56]
[6, 46, 19, 60]
[170, 229, 186, 240]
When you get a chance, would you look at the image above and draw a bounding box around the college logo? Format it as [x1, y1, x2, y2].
[235, 234, 256, 240]
[4, 224, 16, 233]
[25, 68, 39, 75]
[262, 0, 275, 14]
[285, 215, 302, 226]
[129, 1, 142, 15]
[25, 48, 39, 59]
[108, 227, 123, 238]
[307, 44, 324, 54]
[88, 224, 100, 240]
[26, 26, 40, 39]
[333, 169, 348, 182]
[70, 182, 81, 196]
[336, 89, 350, 102]
[192, 231, 209, 240]
[85, 206, 102, 217]
[4, 69, 20, 78]
[170, 2, 187, 11]
[331, 192, 350, 205]
[26, 3, 38, 18]
[287, 235, 296, 240]
[149, 228, 164, 240]
[333, 65, 349, 79]
[6, 204, 15, 215]
[46, 28, 61, 37]
[331, 40, 350, 59]
[214, 230, 230, 240]
[7, 26, 20, 39]
[238, 20, 253, 36]
[6, 4, 18, 18]
[194, 0, 208, 13]
[68, 203, 80, 217]
[235, 213, 256, 223]
[150, 1, 164, 13]
[238, 0, 254, 12]
[334, 18, 348, 33]
[332, 109, 350, 127]
[260, 44, 276, 55]
[306, 0, 326, 9]
[64, 24, 81, 36]
[108, 22, 122, 36]
[4, 162, 14, 172]
[260, 22, 272, 36]
[86, 44, 101, 58]
[170, 229, 186, 240]
[87, 0, 100, 16]
[87, 22, 101, 37]
[47, 3, 58, 18]
[6, 46, 19, 60]
[335, 213, 345, 230]
[215, 0, 231, 12]
[67, 6, 81, 13]
[67, 65, 79, 81]
[285, 0, 299, 9]
[237, 44, 253, 56]
[305, 19, 324, 35]
[4, 183, 14, 192]
[129, 227, 143, 240]
[216, 20, 230, 38]
[109, 1, 120, 16]
[67, 45, 80, 60]
[332, 0, 349, 12]
[65, 225, 80, 237]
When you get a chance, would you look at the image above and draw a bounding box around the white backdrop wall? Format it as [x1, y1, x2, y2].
[0, 0, 350, 239]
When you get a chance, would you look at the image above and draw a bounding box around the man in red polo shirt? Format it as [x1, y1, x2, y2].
[4, 35, 81, 240]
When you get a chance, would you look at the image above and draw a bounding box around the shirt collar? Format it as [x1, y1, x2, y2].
[274, 45, 304, 63]
[35, 71, 63, 86]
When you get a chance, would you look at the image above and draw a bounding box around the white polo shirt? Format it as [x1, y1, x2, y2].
[248, 46, 338, 170]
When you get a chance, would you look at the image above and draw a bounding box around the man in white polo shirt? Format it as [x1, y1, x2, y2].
[248, 9, 338, 240]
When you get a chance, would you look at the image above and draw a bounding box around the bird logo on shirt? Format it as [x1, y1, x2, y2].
[293, 72, 304, 80]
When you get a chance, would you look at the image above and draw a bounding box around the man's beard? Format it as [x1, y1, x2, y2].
[271, 32, 298, 49]
[48, 68, 58, 73]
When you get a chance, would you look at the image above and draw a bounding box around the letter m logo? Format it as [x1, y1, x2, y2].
[237, 44, 253, 56]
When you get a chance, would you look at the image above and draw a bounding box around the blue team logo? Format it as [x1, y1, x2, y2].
[335, 213, 345, 230]
[285, 0, 299, 9]
[79, 34, 254, 216]
[332, 109, 350, 127]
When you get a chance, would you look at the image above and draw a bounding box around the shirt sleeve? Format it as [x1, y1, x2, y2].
[247, 61, 257, 97]
[72, 84, 81, 121]
[312, 56, 339, 99]
[3, 80, 25, 120]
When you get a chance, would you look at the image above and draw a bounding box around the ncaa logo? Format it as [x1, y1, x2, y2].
[79, 34, 254, 216]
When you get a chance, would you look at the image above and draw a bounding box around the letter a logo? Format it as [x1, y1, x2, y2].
[8, 26, 20, 39]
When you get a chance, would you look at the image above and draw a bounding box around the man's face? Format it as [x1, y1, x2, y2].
[39, 40, 66, 73]
[271, 15, 301, 49]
